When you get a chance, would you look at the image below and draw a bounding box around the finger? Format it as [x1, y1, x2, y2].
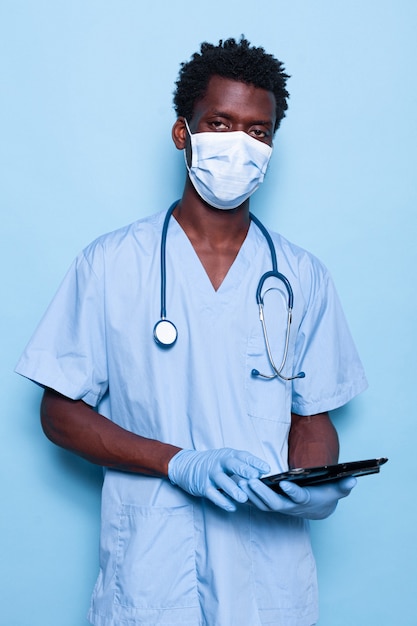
[247, 478, 294, 511]
[278, 481, 311, 504]
[244, 454, 271, 474]
[205, 485, 238, 512]
[214, 473, 248, 504]
[238, 480, 271, 511]
[226, 453, 270, 478]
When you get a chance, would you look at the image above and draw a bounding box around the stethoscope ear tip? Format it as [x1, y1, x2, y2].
[251, 368, 305, 381]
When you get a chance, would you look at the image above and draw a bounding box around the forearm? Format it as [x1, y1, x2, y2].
[40, 389, 181, 476]
[288, 412, 339, 469]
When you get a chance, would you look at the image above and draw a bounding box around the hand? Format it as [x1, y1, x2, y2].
[238, 476, 357, 519]
[168, 448, 270, 512]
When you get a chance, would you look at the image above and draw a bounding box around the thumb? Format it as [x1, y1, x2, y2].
[337, 476, 357, 496]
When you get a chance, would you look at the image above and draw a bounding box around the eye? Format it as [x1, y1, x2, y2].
[250, 128, 270, 139]
[208, 119, 230, 131]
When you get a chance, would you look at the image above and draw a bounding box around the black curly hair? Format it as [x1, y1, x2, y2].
[173, 36, 290, 132]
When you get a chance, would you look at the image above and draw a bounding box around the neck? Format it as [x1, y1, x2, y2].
[173, 182, 251, 245]
[172, 183, 252, 291]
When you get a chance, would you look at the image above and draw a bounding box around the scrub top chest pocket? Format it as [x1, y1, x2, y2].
[245, 285, 295, 423]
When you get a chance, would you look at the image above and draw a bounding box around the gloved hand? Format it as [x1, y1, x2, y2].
[168, 448, 271, 512]
[238, 476, 357, 519]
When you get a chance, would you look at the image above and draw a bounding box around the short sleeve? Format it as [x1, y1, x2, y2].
[291, 271, 368, 415]
[15, 247, 108, 407]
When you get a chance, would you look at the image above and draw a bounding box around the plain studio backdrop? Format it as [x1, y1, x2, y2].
[1, 1, 416, 624]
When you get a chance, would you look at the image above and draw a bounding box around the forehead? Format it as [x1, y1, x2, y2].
[191, 75, 276, 124]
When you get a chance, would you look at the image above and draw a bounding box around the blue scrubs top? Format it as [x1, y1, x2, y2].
[16, 209, 368, 626]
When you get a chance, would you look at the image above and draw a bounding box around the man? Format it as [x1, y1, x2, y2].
[16, 37, 368, 626]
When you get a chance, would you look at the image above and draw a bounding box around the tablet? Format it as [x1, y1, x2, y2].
[261, 457, 388, 494]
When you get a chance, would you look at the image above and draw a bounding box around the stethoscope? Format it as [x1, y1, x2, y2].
[153, 202, 305, 381]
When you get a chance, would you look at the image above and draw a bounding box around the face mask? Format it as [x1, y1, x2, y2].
[184, 119, 273, 210]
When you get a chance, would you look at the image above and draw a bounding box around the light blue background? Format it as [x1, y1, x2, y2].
[1, 1, 416, 624]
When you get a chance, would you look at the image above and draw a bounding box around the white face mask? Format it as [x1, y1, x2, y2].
[184, 120, 273, 210]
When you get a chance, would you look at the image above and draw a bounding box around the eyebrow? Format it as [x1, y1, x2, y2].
[210, 110, 273, 126]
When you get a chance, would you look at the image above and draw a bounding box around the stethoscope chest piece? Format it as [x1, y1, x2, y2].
[153, 319, 178, 348]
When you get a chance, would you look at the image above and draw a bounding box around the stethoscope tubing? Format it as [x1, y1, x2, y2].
[155, 203, 304, 380]
[159, 202, 177, 320]
[159, 204, 294, 315]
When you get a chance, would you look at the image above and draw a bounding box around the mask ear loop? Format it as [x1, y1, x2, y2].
[183, 117, 192, 137]
[183, 118, 193, 173]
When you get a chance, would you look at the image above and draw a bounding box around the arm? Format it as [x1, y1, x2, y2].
[288, 411, 339, 469]
[40, 388, 181, 477]
[40, 388, 269, 512]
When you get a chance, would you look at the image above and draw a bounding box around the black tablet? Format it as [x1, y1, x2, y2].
[261, 457, 388, 494]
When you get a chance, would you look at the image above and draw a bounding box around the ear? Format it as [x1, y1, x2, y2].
[172, 117, 187, 150]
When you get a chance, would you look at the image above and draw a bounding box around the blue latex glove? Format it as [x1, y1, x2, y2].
[238, 476, 357, 519]
[168, 448, 271, 512]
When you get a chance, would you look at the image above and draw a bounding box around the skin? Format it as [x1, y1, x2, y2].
[41, 75, 339, 481]
[171, 76, 276, 291]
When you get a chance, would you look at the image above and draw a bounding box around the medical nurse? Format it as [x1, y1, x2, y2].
[16, 37, 368, 626]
